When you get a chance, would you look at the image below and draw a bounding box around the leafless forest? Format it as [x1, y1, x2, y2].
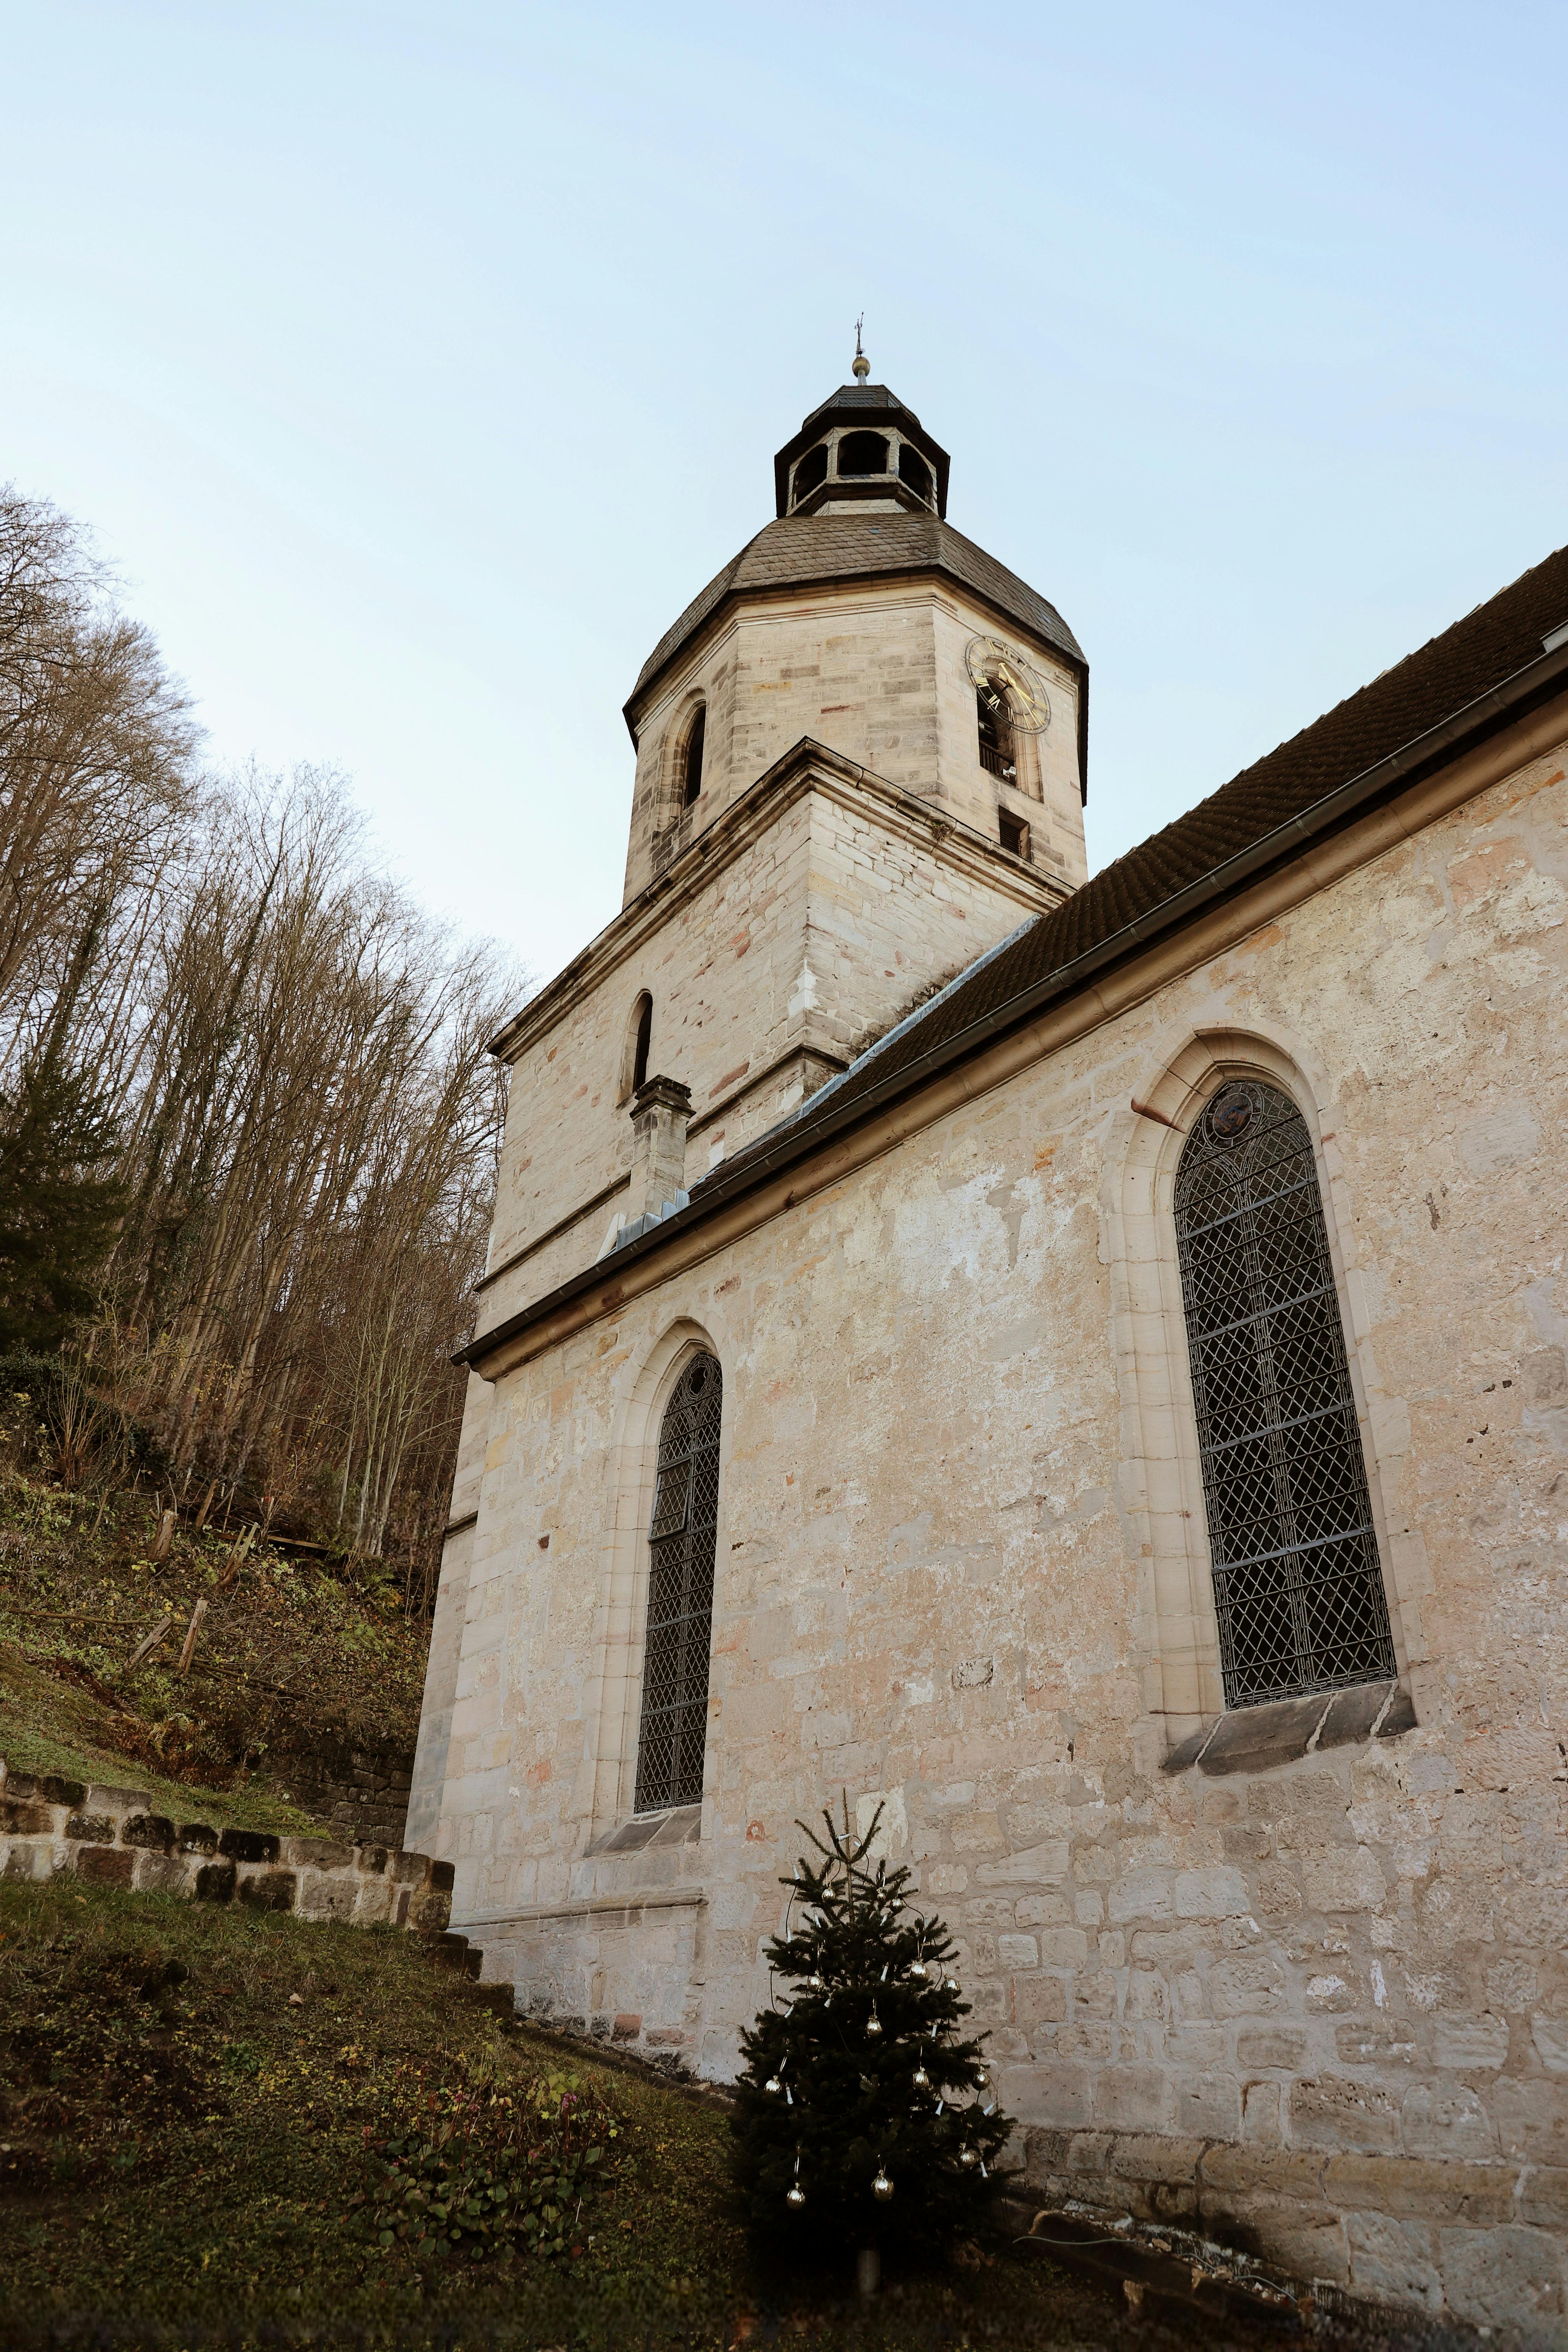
[0, 485, 519, 1613]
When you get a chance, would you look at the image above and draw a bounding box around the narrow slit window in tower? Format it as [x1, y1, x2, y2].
[631, 994, 652, 1094]
[682, 707, 706, 807]
[634, 1352, 722, 1812]
[1174, 1080, 1397, 1708]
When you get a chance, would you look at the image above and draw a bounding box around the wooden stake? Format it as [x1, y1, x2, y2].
[124, 1615, 174, 1674]
[176, 1597, 208, 1676]
[153, 1508, 176, 1561]
[193, 1481, 218, 1532]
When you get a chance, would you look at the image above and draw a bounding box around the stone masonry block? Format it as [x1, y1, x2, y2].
[8, 1772, 86, 1807]
[1172, 2073, 1242, 2141]
[133, 1852, 190, 1894]
[64, 1812, 116, 1844]
[85, 1784, 149, 1814]
[1401, 2082, 1498, 2161]
[1, 1800, 56, 1835]
[1011, 1975, 1066, 2026]
[179, 1822, 219, 1854]
[121, 1815, 177, 1851]
[1093, 2068, 1168, 2131]
[1492, 2078, 1568, 2168]
[1438, 2225, 1565, 2327]
[195, 1860, 237, 1903]
[238, 1869, 298, 1913]
[1174, 1866, 1249, 1919]
[1290, 2076, 1402, 2155]
[75, 1847, 134, 1886]
[1108, 2133, 1207, 2187]
[1323, 2154, 1515, 2225]
[1346, 2212, 1443, 2312]
[298, 1870, 357, 1921]
[1237, 2026, 1307, 2069]
[219, 1828, 280, 1864]
[282, 1838, 355, 1871]
[352, 1876, 395, 1925]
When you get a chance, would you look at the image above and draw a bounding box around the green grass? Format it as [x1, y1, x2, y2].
[0, 1876, 1173, 2350]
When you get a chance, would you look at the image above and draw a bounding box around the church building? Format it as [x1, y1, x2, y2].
[409, 356, 1568, 2327]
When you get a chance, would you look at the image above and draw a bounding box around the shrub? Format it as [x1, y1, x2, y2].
[351, 2058, 619, 2263]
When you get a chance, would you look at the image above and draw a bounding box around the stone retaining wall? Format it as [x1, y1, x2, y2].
[284, 1747, 415, 1850]
[0, 1758, 452, 1934]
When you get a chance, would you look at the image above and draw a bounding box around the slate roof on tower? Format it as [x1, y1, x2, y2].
[626, 512, 1085, 726]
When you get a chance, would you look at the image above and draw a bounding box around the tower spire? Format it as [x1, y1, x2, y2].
[852, 314, 869, 382]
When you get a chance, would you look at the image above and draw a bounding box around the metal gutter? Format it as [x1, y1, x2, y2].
[459, 636, 1568, 1376]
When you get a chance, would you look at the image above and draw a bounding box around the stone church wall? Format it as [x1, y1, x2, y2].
[430, 733, 1568, 2325]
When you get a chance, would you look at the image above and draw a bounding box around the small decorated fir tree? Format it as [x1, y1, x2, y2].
[730, 1799, 1012, 2262]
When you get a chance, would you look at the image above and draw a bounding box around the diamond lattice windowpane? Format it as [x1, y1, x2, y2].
[634, 1353, 723, 1813]
[1175, 1081, 1396, 1709]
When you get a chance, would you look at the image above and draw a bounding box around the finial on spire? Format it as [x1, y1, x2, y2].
[852, 314, 869, 381]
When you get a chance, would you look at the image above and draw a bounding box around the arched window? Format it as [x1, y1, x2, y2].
[976, 683, 1015, 782]
[634, 1352, 722, 1812]
[1174, 1080, 1397, 1709]
[793, 444, 828, 504]
[837, 430, 890, 476]
[897, 443, 933, 502]
[681, 706, 706, 807]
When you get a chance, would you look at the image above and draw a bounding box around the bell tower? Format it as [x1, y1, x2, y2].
[468, 352, 1091, 1321]
[620, 349, 1088, 908]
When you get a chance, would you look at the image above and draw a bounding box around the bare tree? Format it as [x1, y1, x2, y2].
[0, 485, 522, 1609]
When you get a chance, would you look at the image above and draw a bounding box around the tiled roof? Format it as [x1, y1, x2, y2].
[626, 512, 1084, 709]
[703, 541, 1568, 1172]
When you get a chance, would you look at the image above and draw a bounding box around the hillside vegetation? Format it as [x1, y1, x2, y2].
[0, 1453, 426, 1834]
[0, 483, 522, 1618]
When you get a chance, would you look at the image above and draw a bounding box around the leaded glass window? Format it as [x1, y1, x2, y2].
[634, 1352, 721, 1811]
[1174, 1080, 1396, 1707]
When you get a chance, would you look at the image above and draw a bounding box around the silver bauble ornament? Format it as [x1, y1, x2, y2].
[764, 2075, 782, 2095]
[806, 1974, 824, 1993]
[959, 2144, 978, 2170]
[945, 1977, 959, 1993]
[786, 2183, 807, 2210]
[974, 2066, 989, 2088]
[912, 2064, 930, 2089]
[872, 2165, 894, 2202]
[866, 2010, 884, 2039]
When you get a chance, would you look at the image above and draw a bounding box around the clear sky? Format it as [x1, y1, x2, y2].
[8, 1, 1566, 990]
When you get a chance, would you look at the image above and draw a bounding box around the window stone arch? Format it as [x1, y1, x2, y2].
[588, 1321, 726, 1833]
[633, 1351, 722, 1811]
[1173, 1077, 1397, 1706]
[1101, 1024, 1415, 1758]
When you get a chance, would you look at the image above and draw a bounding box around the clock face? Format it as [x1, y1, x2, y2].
[965, 635, 1052, 736]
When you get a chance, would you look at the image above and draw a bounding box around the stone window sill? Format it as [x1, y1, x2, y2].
[1161, 1679, 1416, 1778]
[586, 1803, 702, 1858]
